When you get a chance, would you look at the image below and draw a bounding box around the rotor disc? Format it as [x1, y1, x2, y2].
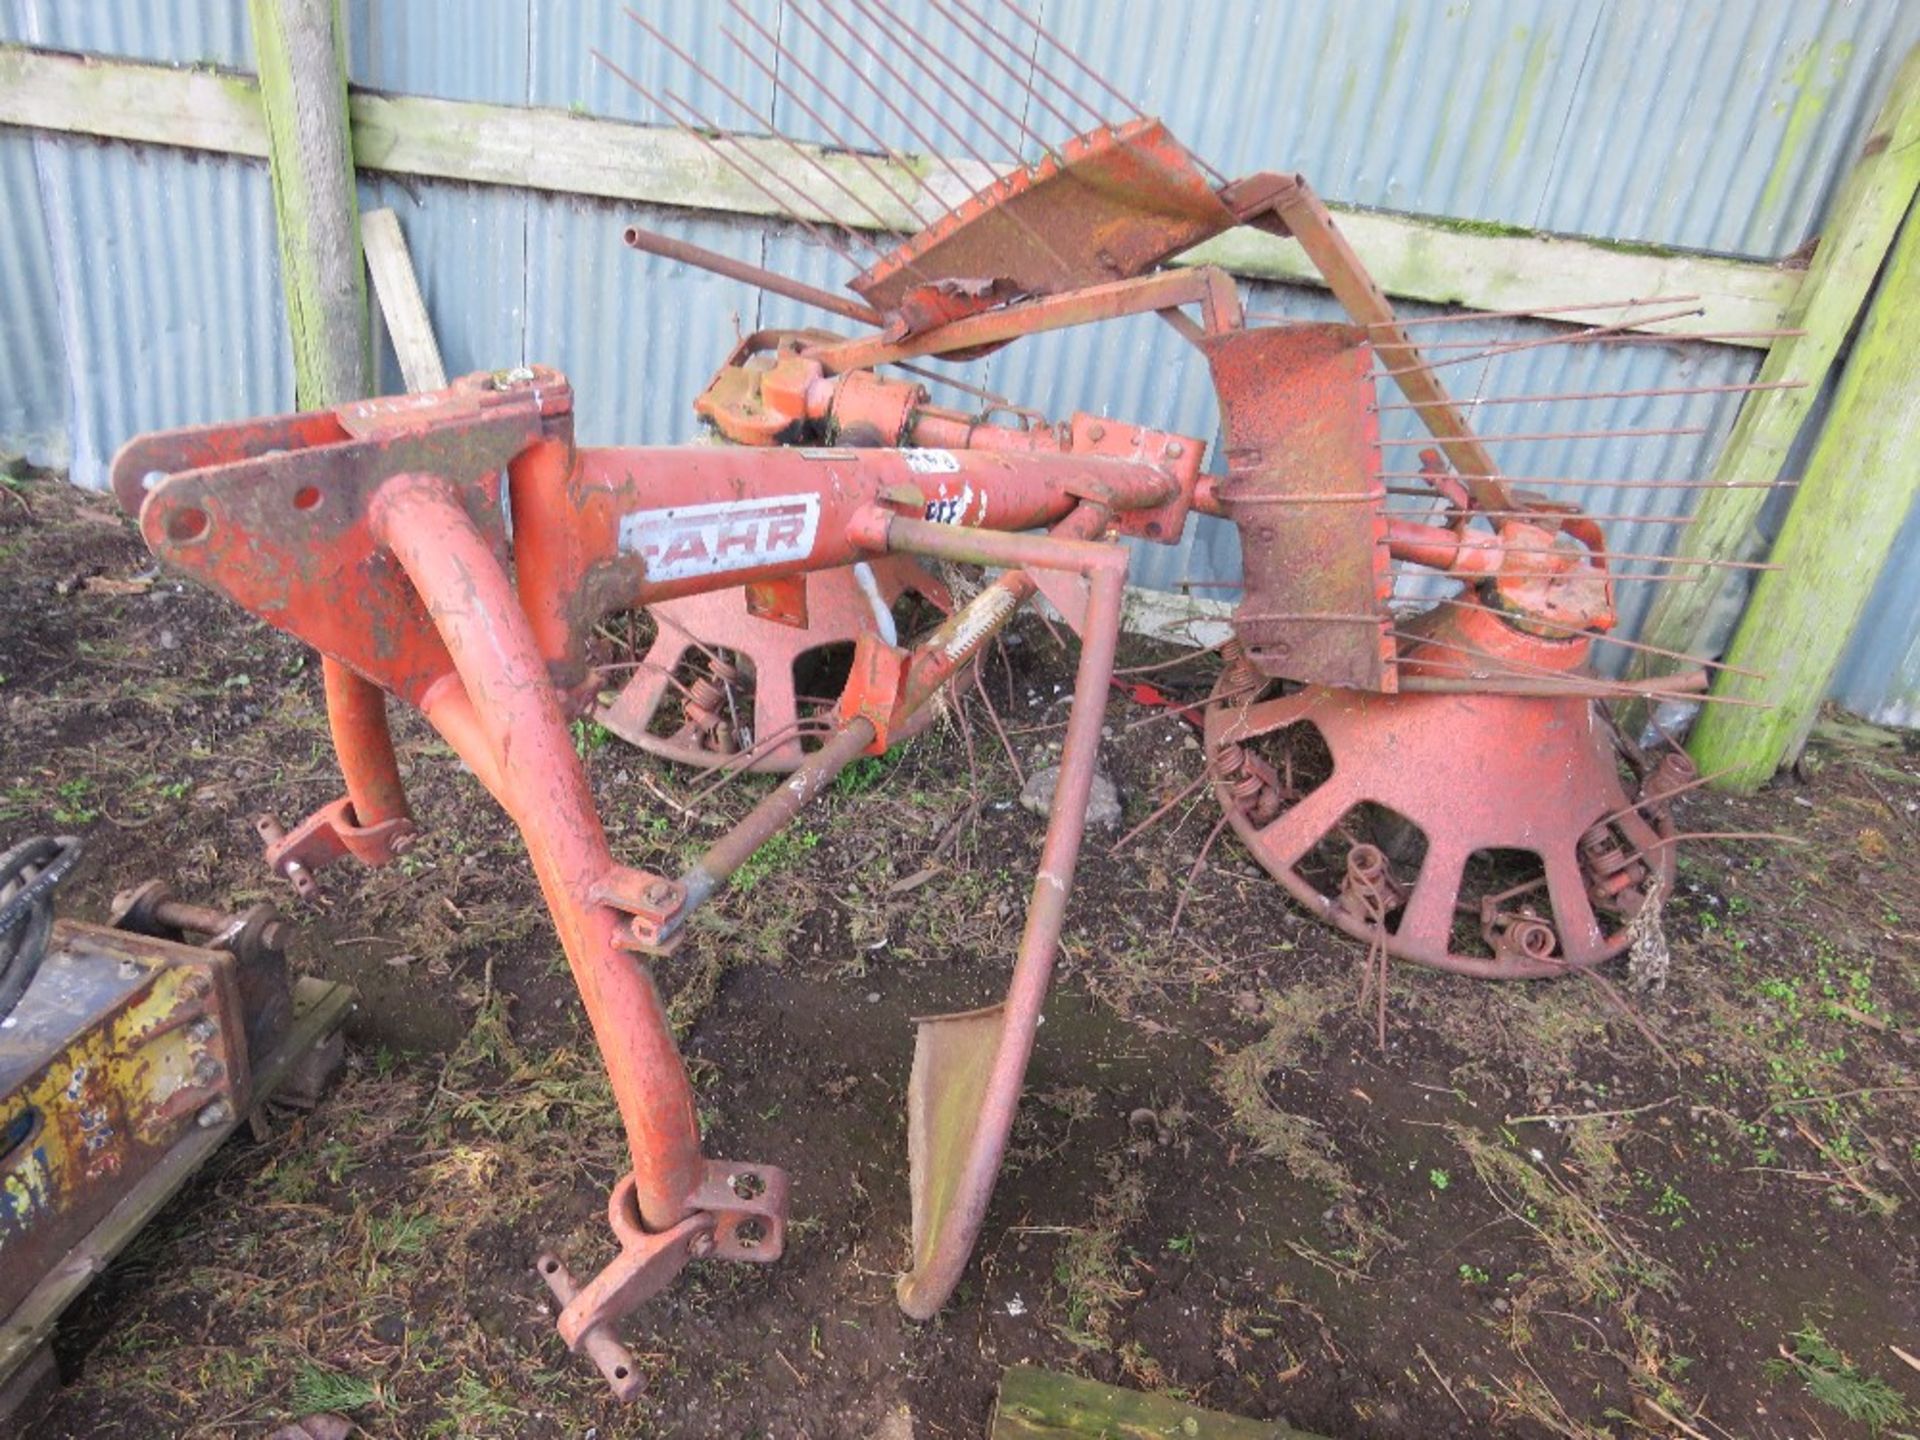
[1203, 676, 1682, 979]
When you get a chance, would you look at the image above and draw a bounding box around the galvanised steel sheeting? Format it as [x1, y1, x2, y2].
[24, 137, 292, 489]
[1831, 497, 1920, 729]
[0, 134, 66, 466]
[10, 0, 249, 68]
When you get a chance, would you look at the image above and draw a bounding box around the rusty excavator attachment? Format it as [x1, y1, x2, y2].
[108, 0, 1780, 1400]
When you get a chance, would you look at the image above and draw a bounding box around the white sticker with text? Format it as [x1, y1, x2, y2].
[902, 447, 960, 474]
[618, 493, 821, 582]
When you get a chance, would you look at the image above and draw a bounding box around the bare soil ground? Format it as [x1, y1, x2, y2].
[4, 469, 1917, 1439]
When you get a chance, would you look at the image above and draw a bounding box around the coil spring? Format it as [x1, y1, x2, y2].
[1209, 741, 1268, 811]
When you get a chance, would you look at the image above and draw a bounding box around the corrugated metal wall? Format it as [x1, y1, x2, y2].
[2, 0, 1916, 719]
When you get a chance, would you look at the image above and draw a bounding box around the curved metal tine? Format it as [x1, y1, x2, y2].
[1378, 471, 1799, 492]
[825, 0, 1084, 281]
[723, 1, 933, 228]
[810, 0, 987, 200]
[591, 47, 862, 263]
[918, 0, 1071, 160]
[1351, 294, 1702, 330]
[1374, 303, 1707, 377]
[716, 18, 933, 235]
[832, 0, 1019, 169]
[1213, 688, 1326, 746]
[1375, 380, 1804, 411]
[779, 2, 966, 212]
[990, 0, 1228, 186]
[964, 0, 1107, 126]
[624, 7, 893, 253]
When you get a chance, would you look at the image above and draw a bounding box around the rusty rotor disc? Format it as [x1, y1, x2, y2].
[1203, 674, 1682, 979]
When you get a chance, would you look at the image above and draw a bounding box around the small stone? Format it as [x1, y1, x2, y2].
[1019, 764, 1122, 830]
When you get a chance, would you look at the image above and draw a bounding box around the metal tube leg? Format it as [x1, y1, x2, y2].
[321, 657, 411, 827]
[896, 539, 1129, 1319]
[369, 472, 703, 1229]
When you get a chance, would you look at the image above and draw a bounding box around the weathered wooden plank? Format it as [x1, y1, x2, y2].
[1685, 197, 1920, 789]
[992, 1364, 1323, 1439]
[1632, 43, 1920, 691]
[1184, 206, 1801, 347]
[0, 43, 1796, 344]
[0, 45, 266, 157]
[249, 0, 369, 409]
[362, 207, 447, 392]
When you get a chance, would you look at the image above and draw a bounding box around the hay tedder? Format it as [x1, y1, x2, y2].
[108, 7, 1727, 1398]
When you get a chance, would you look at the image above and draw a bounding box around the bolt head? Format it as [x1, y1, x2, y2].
[643, 880, 675, 906]
[1164, 441, 1184, 459]
[196, 1099, 234, 1129]
[1086, 423, 1106, 442]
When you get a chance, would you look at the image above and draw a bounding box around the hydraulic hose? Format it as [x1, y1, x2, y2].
[0, 834, 84, 1019]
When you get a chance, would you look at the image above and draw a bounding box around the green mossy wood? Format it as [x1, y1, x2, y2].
[991, 1365, 1325, 1439]
[248, 0, 370, 409]
[1631, 45, 1920, 708]
[1687, 196, 1920, 789]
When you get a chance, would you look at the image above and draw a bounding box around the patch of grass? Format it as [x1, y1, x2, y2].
[1450, 1124, 1673, 1303]
[1215, 983, 1389, 1262]
[1765, 1323, 1912, 1432]
[1054, 1149, 1147, 1350]
[289, 1363, 380, 1415]
[52, 775, 98, 824]
[832, 746, 906, 796]
[732, 827, 819, 894]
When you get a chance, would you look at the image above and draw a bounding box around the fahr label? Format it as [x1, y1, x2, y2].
[618, 494, 821, 582]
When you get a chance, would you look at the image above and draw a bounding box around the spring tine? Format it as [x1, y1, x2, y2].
[818, 0, 999, 174]
[731, 3, 938, 224]
[678, 92, 871, 254]
[1432, 595, 1766, 677]
[1382, 495, 1698, 524]
[825, 0, 1084, 281]
[1584, 550, 1777, 570]
[998, 0, 1144, 119]
[625, 7, 893, 248]
[1376, 472, 1797, 492]
[1377, 427, 1707, 445]
[918, 0, 1066, 161]
[1303, 295, 1706, 329]
[778, 6, 968, 212]
[591, 49, 858, 263]
[993, 0, 1232, 187]
[967, 0, 1105, 125]
[1392, 329, 1803, 352]
[1373, 303, 1706, 376]
[717, 19, 930, 232]
[840, 0, 1029, 163]
[1391, 549, 1775, 571]
[1372, 380, 1805, 410]
[929, 0, 1082, 145]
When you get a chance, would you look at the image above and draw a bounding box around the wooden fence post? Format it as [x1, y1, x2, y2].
[1630, 46, 1920, 706]
[1687, 198, 1920, 788]
[249, 0, 368, 408]
[249, 0, 407, 828]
